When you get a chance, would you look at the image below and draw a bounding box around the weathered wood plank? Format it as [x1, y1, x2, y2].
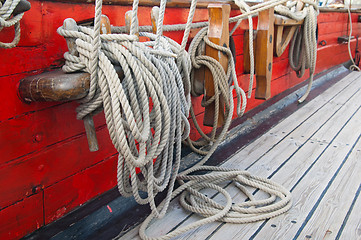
[337, 185, 361, 240]
[250, 112, 361, 240]
[294, 139, 361, 239]
[43, 154, 118, 224]
[0, 126, 117, 208]
[187, 74, 361, 240]
[118, 72, 361, 240]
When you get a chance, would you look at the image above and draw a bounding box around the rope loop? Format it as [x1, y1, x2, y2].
[57, 0, 294, 238]
[0, 0, 28, 48]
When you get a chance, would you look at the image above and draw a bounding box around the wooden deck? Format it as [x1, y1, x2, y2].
[119, 71, 361, 240]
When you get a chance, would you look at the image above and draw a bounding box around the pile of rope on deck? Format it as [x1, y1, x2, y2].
[0, 0, 30, 48]
[56, 0, 323, 239]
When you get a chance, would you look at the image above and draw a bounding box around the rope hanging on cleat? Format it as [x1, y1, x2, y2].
[0, 0, 30, 48]
[280, 0, 319, 103]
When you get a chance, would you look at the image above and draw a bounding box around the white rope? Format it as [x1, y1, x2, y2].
[186, 26, 246, 156]
[0, 0, 25, 48]
[58, 0, 192, 219]
[284, 0, 319, 103]
[57, 0, 295, 239]
[347, 3, 360, 71]
[235, 0, 255, 98]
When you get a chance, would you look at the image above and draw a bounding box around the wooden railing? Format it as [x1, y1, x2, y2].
[49, 0, 247, 8]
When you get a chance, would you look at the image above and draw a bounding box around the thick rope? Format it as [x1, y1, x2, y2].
[0, 0, 25, 48]
[284, 0, 319, 103]
[57, 0, 296, 239]
[186, 26, 246, 156]
[58, 0, 192, 219]
[138, 1, 293, 239]
[347, 3, 360, 71]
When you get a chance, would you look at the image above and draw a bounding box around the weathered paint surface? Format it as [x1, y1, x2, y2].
[0, 1, 360, 238]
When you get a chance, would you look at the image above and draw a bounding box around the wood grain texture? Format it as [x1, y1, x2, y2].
[46, 0, 242, 8]
[255, 7, 274, 99]
[177, 73, 361, 240]
[338, 185, 361, 240]
[295, 139, 361, 240]
[203, 3, 230, 127]
[118, 72, 361, 240]
[18, 70, 90, 102]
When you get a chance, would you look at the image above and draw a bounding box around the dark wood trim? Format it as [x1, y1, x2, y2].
[319, 7, 361, 13]
[48, 0, 239, 8]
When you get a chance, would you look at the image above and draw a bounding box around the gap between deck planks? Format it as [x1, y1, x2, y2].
[118, 71, 361, 240]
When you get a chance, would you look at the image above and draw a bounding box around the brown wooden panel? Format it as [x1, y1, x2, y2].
[48, 0, 240, 8]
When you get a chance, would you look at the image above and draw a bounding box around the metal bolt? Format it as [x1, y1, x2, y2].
[34, 134, 43, 143]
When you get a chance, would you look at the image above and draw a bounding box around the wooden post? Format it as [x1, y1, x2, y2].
[62, 19, 98, 152]
[151, 6, 159, 34]
[243, 29, 256, 74]
[274, 15, 304, 57]
[274, 1, 304, 57]
[125, 10, 139, 37]
[203, 3, 230, 127]
[255, 7, 274, 100]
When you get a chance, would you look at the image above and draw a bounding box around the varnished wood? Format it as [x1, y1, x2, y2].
[255, 6, 274, 100]
[18, 70, 91, 102]
[18, 15, 116, 152]
[273, 1, 303, 57]
[274, 14, 304, 26]
[101, 14, 112, 35]
[83, 14, 113, 152]
[151, 6, 159, 34]
[203, 3, 230, 127]
[47, 0, 244, 9]
[273, 15, 302, 57]
[243, 30, 256, 74]
[125, 10, 139, 36]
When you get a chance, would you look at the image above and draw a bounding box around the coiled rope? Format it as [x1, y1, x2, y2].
[282, 0, 319, 103]
[0, 0, 27, 48]
[346, 2, 360, 71]
[57, 0, 295, 239]
[58, 0, 194, 218]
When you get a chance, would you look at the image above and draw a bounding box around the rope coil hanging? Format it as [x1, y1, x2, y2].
[58, 0, 193, 218]
[57, 0, 298, 239]
[279, 0, 319, 103]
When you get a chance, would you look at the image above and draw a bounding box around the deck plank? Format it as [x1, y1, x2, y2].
[172, 71, 361, 240]
[207, 74, 361, 240]
[119, 71, 361, 240]
[294, 137, 361, 239]
[337, 184, 361, 240]
[224, 70, 360, 170]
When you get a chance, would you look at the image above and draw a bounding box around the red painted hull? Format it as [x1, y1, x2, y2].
[0, 2, 360, 239]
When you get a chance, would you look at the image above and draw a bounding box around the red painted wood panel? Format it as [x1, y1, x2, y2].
[0, 126, 116, 208]
[0, 103, 106, 164]
[44, 154, 117, 223]
[0, 193, 43, 240]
